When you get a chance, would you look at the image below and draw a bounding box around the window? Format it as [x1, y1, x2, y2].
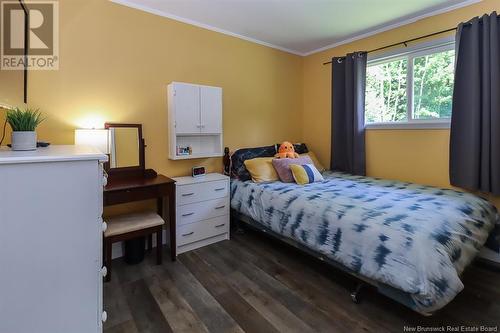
[365, 38, 455, 128]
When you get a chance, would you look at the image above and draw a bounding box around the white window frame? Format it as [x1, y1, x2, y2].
[365, 36, 455, 130]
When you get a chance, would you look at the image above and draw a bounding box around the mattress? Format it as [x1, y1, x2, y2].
[230, 171, 498, 314]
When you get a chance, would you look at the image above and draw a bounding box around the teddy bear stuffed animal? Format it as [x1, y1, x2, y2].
[275, 141, 299, 159]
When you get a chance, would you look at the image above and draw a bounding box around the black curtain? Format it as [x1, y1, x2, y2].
[450, 12, 500, 195]
[331, 52, 367, 175]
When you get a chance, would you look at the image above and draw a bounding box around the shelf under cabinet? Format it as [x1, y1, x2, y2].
[170, 152, 223, 160]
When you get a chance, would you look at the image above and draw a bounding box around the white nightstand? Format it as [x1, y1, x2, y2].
[173, 173, 230, 255]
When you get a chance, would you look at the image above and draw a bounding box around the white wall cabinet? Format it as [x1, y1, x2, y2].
[168, 82, 223, 160]
[200, 85, 222, 134]
[0, 146, 108, 333]
[174, 83, 201, 134]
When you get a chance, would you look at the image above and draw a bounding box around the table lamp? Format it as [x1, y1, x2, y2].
[74, 129, 109, 154]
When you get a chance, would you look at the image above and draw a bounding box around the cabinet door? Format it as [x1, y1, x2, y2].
[200, 86, 222, 134]
[174, 83, 201, 134]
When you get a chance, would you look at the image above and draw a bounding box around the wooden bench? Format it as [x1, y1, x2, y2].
[103, 211, 164, 282]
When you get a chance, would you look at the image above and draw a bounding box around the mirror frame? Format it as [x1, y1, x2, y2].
[104, 123, 145, 178]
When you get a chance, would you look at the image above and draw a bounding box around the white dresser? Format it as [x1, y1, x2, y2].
[173, 173, 230, 254]
[0, 145, 108, 333]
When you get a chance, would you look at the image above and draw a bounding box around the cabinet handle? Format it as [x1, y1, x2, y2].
[215, 205, 225, 209]
[214, 187, 225, 191]
[182, 231, 194, 237]
[101, 222, 107, 232]
[182, 212, 194, 217]
[182, 193, 195, 197]
[101, 311, 108, 323]
[215, 223, 226, 228]
[101, 266, 108, 277]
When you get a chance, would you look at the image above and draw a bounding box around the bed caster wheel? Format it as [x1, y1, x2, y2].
[351, 291, 361, 304]
[351, 283, 364, 304]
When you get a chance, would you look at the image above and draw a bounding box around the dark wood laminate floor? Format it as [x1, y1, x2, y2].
[104, 229, 500, 333]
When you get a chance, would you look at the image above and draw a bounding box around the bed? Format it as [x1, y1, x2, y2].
[226, 145, 499, 315]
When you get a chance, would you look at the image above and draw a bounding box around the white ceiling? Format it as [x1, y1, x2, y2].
[111, 0, 480, 56]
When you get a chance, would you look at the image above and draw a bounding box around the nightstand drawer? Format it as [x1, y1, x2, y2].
[177, 215, 229, 246]
[178, 197, 229, 226]
[177, 180, 228, 205]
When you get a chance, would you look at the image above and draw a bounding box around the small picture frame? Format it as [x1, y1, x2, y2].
[176, 146, 192, 156]
[192, 166, 206, 178]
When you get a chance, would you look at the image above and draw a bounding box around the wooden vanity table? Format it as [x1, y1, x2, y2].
[102, 123, 176, 281]
[104, 174, 176, 260]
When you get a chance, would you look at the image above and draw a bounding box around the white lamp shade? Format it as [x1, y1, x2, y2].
[75, 129, 109, 154]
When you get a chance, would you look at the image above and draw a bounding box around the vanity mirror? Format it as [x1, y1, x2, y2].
[104, 123, 145, 178]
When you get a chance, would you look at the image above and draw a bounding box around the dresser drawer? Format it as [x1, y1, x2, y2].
[177, 180, 228, 205]
[178, 197, 229, 226]
[177, 215, 229, 246]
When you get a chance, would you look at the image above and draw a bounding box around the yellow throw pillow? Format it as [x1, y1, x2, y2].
[244, 157, 279, 183]
[300, 151, 326, 172]
[290, 163, 324, 185]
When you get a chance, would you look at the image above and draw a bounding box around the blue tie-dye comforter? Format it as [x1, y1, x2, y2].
[230, 172, 498, 314]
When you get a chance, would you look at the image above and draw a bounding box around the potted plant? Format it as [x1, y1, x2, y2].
[6, 107, 45, 151]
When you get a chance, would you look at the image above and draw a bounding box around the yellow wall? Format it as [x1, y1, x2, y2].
[0, 70, 24, 109]
[302, 0, 500, 206]
[3, 0, 499, 209]
[15, 0, 302, 178]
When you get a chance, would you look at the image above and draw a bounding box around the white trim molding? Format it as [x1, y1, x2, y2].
[109, 0, 305, 56]
[110, 0, 480, 57]
[365, 121, 451, 130]
[302, 0, 479, 56]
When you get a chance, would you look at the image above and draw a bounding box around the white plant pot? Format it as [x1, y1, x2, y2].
[11, 131, 37, 151]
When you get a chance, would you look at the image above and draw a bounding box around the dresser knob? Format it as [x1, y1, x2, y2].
[101, 266, 107, 277]
[101, 311, 107, 322]
[100, 165, 108, 187]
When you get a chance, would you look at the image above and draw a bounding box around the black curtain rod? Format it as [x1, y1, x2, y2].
[322, 26, 457, 65]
